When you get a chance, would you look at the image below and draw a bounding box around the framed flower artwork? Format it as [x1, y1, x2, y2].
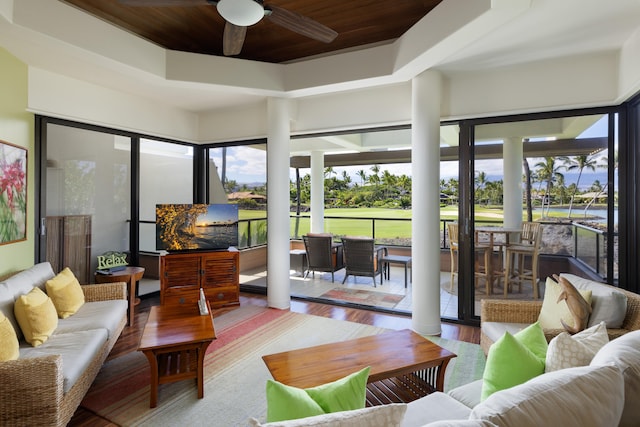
[0, 140, 27, 245]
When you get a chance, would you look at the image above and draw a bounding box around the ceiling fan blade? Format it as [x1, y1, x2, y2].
[223, 22, 247, 56]
[118, 0, 210, 6]
[266, 5, 337, 43]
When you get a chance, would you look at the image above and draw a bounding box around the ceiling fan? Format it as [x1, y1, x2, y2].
[118, 0, 338, 56]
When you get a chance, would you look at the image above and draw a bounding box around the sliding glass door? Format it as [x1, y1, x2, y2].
[42, 122, 131, 283]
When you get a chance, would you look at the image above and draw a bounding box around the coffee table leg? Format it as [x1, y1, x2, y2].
[197, 343, 209, 399]
[143, 351, 160, 408]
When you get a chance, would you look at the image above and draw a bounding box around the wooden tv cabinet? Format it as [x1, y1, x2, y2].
[160, 250, 240, 308]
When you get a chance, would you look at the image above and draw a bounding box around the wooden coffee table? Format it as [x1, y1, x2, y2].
[138, 303, 216, 408]
[262, 329, 456, 405]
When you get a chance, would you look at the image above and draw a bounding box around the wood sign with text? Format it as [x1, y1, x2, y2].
[97, 251, 128, 273]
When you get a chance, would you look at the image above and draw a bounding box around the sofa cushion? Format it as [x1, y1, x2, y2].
[0, 262, 55, 340]
[538, 277, 592, 331]
[2, 262, 55, 296]
[14, 287, 58, 347]
[591, 330, 640, 427]
[480, 322, 529, 345]
[545, 321, 608, 372]
[447, 379, 482, 409]
[470, 364, 624, 427]
[401, 392, 472, 427]
[481, 322, 546, 401]
[0, 311, 19, 361]
[55, 299, 128, 340]
[266, 366, 369, 422]
[45, 267, 85, 318]
[19, 328, 108, 393]
[560, 273, 628, 328]
[250, 403, 407, 427]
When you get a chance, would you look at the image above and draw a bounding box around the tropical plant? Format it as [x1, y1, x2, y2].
[562, 154, 598, 217]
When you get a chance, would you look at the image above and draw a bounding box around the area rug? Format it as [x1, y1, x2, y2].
[319, 287, 405, 308]
[81, 306, 485, 426]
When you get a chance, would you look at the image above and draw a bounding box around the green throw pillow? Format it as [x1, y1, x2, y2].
[515, 321, 548, 360]
[266, 366, 370, 422]
[481, 323, 547, 401]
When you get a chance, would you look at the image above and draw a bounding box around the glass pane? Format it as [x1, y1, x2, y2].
[472, 114, 612, 316]
[139, 139, 193, 253]
[208, 144, 267, 248]
[440, 124, 460, 320]
[45, 124, 131, 283]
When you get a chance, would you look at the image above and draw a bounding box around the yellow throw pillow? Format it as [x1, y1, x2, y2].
[0, 311, 19, 361]
[45, 267, 85, 318]
[538, 277, 592, 331]
[14, 287, 58, 347]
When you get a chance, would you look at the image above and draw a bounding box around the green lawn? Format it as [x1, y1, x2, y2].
[240, 205, 599, 240]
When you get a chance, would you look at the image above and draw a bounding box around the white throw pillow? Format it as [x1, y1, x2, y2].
[545, 321, 609, 372]
[591, 330, 640, 427]
[248, 403, 407, 427]
[470, 364, 624, 427]
[560, 274, 628, 328]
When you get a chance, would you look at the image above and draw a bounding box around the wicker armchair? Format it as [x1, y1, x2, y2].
[480, 283, 640, 355]
[303, 233, 344, 282]
[341, 237, 386, 287]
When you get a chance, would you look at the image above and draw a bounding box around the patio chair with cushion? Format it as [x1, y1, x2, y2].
[341, 237, 386, 287]
[302, 233, 344, 283]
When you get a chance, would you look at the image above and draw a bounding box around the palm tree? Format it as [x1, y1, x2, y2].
[356, 169, 367, 186]
[563, 154, 597, 218]
[369, 164, 381, 188]
[341, 170, 352, 186]
[523, 158, 533, 222]
[534, 157, 564, 216]
[475, 171, 487, 203]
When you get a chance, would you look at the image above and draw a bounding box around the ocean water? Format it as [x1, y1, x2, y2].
[483, 171, 612, 190]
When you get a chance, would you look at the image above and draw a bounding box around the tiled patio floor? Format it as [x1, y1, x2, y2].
[139, 266, 473, 319]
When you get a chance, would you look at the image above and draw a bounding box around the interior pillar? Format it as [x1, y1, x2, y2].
[503, 137, 523, 229]
[310, 150, 325, 232]
[266, 97, 291, 309]
[411, 70, 442, 336]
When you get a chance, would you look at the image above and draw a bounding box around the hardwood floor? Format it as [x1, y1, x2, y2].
[69, 292, 480, 426]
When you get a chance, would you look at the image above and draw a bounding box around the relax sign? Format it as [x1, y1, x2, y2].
[97, 251, 128, 270]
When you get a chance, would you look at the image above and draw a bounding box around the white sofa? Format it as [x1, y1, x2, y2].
[401, 335, 639, 426]
[0, 262, 128, 426]
[254, 329, 640, 427]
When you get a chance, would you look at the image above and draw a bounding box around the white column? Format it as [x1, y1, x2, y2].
[310, 151, 325, 233]
[411, 70, 442, 336]
[267, 97, 291, 309]
[503, 137, 523, 229]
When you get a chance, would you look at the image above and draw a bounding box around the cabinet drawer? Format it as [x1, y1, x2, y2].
[204, 288, 239, 307]
[162, 288, 200, 306]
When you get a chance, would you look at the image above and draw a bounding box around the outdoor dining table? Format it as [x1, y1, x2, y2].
[474, 226, 521, 292]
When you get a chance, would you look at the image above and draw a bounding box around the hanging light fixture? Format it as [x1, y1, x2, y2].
[216, 0, 264, 27]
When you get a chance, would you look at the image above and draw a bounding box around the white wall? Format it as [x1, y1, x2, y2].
[28, 68, 200, 142]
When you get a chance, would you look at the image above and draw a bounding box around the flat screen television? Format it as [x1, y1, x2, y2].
[155, 204, 238, 251]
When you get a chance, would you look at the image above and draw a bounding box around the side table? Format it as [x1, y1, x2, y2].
[95, 266, 145, 326]
[380, 255, 412, 288]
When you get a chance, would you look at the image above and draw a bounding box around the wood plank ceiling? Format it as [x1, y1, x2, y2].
[60, 0, 443, 64]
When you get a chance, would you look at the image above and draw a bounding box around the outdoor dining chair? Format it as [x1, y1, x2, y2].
[503, 221, 543, 299]
[302, 233, 344, 282]
[341, 237, 386, 287]
[447, 223, 493, 295]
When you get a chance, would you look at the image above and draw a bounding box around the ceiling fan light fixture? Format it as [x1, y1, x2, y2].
[217, 0, 264, 27]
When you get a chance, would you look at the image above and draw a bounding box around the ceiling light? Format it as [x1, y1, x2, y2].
[217, 0, 264, 27]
